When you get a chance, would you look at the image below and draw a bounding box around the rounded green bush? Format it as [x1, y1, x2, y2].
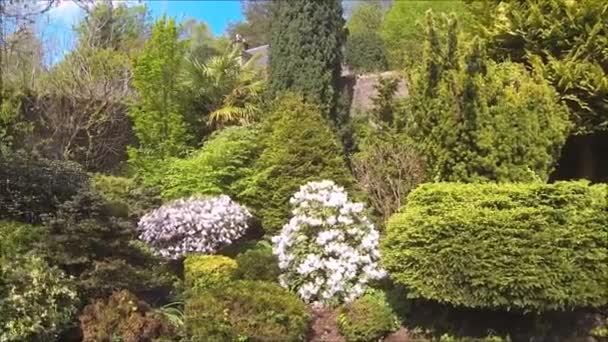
[185, 280, 310, 341]
[338, 290, 399, 342]
[235, 243, 280, 282]
[246, 94, 354, 234]
[383, 181, 608, 311]
[184, 255, 237, 290]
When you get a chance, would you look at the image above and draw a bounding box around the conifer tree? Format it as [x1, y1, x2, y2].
[268, 0, 345, 117]
[128, 17, 190, 177]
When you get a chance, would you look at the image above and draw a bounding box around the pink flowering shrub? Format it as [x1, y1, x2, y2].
[272, 180, 385, 304]
[138, 195, 251, 259]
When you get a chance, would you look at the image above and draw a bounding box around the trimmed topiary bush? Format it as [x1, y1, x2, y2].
[246, 94, 354, 235]
[79, 290, 176, 342]
[185, 280, 310, 341]
[235, 244, 280, 282]
[383, 181, 608, 311]
[138, 195, 252, 259]
[159, 126, 260, 201]
[337, 290, 400, 342]
[272, 180, 385, 304]
[0, 255, 79, 342]
[184, 255, 237, 290]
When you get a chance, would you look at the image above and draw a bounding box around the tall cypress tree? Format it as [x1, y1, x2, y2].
[269, 0, 345, 117]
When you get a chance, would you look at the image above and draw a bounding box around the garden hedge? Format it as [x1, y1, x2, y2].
[382, 181, 608, 311]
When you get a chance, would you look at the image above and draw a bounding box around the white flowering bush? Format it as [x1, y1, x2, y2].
[272, 180, 385, 304]
[138, 195, 252, 259]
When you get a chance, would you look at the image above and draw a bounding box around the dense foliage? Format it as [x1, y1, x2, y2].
[128, 16, 190, 176]
[3, 1, 608, 340]
[0, 220, 40, 260]
[0, 153, 88, 223]
[404, 13, 570, 182]
[383, 181, 608, 311]
[138, 196, 252, 259]
[381, 0, 471, 67]
[235, 244, 281, 282]
[474, 0, 608, 134]
[272, 180, 385, 304]
[345, 31, 388, 73]
[159, 126, 260, 201]
[269, 0, 345, 115]
[43, 188, 172, 301]
[184, 255, 237, 290]
[0, 255, 79, 342]
[246, 94, 353, 234]
[79, 290, 176, 342]
[337, 290, 399, 342]
[185, 280, 310, 341]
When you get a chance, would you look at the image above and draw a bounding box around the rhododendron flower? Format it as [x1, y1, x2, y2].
[272, 180, 385, 304]
[138, 195, 251, 259]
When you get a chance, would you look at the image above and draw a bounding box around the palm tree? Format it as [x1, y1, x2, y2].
[181, 46, 265, 127]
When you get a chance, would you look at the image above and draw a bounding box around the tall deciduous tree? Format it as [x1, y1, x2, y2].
[268, 0, 345, 117]
[128, 17, 190, 175]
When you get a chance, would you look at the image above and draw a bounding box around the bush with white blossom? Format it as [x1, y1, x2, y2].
[138, 195, 251, 259]
[272, 180, 385, 304]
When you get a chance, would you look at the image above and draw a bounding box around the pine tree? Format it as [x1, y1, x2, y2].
[268, 0, 345, 117]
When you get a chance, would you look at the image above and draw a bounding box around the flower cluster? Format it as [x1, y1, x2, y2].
[272, 180, 385, 304]
[138, 195, 251, 259]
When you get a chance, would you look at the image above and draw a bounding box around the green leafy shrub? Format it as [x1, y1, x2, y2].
[345, 31, 388, 73]
[383, 181, 608, 311]
[159, 126, 260, 201]
[338, 290, 400, 342]
[246, 94, 354, 234]
[79, 290, 176, 342]
[0, 152, 88, 223]
[42, 188, 173, 302]
[185, 280, 310, 341]
[184, 255, 237, 290]
[235, 243, 280, 282]
[0, 255, 79, 342]
[0, 220, 41, 260]
[92, 174, 162, 221]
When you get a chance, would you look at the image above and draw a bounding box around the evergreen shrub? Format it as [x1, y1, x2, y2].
[0, 153, 88, 223]
[184, 255, 237, 290]
[235, 245, 280, 282]
[383, 181, 608, 311]
[185, 280, 309, 341]
[337, 290, 400, 342]
[247, 94, 353, 234]
[159, 126, 260, 201]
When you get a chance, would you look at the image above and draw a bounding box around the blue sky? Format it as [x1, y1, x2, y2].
[37, 0, 244, 62]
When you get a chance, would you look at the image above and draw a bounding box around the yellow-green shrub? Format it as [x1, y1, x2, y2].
[383, 181, 608, 311]
[184, 255, 237, 290]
